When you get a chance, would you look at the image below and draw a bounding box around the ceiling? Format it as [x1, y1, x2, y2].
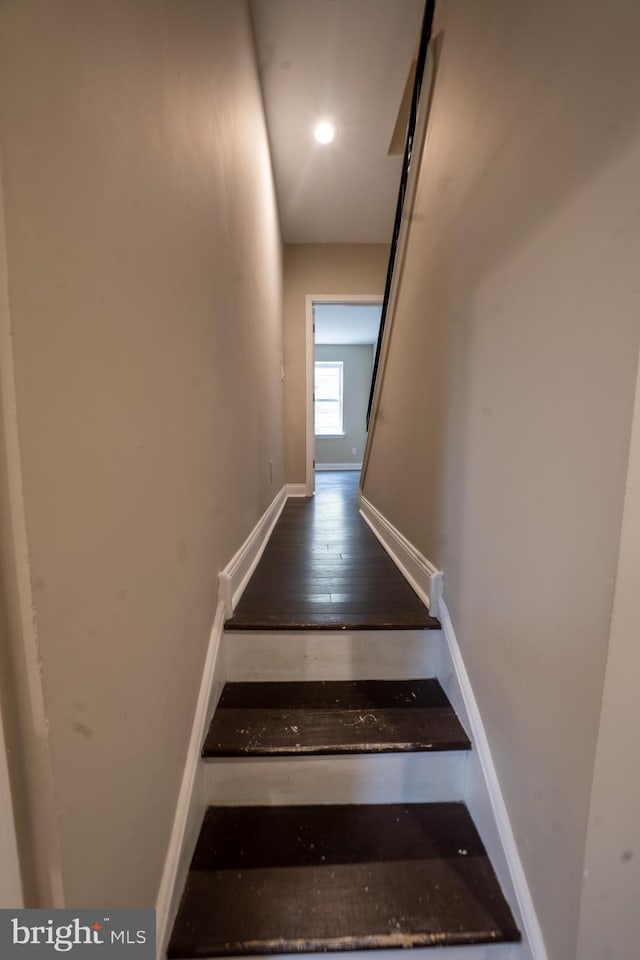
[249, 0, 425, 244]
[314, 303, 382, 344]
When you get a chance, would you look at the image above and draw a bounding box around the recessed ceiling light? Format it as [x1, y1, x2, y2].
[314, 121, 336, 144]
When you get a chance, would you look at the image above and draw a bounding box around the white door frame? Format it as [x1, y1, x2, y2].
[305, 294, 383, 495]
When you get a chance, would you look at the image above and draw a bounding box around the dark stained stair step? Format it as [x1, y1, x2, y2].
[224, 612, 440, 630]
[168, 803, 521, 957]
[203, 680, 470, 757]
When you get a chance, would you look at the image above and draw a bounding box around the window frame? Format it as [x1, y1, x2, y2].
[314, 360, 344, 437]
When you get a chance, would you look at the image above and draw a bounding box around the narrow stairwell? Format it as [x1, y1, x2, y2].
[167, 475, 521, 958]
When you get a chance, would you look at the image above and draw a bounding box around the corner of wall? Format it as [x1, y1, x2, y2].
[0, 143, 63, 907]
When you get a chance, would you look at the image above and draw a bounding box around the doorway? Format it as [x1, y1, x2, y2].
[305, 296, 382, 494]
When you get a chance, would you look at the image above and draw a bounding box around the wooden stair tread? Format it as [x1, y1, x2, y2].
[168, 803, 521, 957]
[203, 680, 470, 757]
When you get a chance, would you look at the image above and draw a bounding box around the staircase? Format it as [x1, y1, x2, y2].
[167, 627, 522, 959]
[165, 0, 527, 946]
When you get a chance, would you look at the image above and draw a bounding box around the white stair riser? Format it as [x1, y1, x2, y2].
[202, 751, 467, 806]
[224, 630, 441, 681]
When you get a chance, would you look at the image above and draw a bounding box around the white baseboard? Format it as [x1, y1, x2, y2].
[286, 483, 310, 497]
[218, 486, 287, 617]
[438, 600, 547, 960]
[224, 629, 441, 682]
[316, 463, 362, 471]
[359, 495, 443, 616]
[203, 752, 465, 807]
[156, 602, 227, 960]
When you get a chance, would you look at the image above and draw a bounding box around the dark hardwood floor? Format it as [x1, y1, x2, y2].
[225, 472, 439, 631]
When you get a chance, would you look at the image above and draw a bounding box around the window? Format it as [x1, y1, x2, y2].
[314, 361, 343, 435]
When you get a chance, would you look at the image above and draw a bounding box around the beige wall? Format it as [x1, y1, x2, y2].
[0, 125, 62, 908]
[363, 1, 640, 957]
[315, 344, 373, 465]
[0, 0, 283, 908]
[283, 244, 388, 482]
[575, 355, 640, 960]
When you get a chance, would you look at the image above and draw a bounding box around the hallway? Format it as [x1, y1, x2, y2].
[3, 3, 637, 956]
[226, 472, 439, 630]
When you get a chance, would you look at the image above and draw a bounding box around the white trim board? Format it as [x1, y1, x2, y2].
[353, 494, 540, 957]
[438, 600, 547, 960]
[156, 602, 227, 960]
[359, 494, 443, 616]
[286, 483, 309, 498]
[218, 485, 287, 617]
[316, 463, 363, 471]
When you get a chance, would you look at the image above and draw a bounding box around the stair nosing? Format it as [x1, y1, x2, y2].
[203, 741, 471, 758]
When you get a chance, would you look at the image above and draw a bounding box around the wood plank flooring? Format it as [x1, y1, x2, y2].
[225, 472, 439, 631]
[168, 803, 521, 957]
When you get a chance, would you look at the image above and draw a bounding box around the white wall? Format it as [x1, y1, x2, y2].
[0, 0, 283, 908]
[362, 1, 640, 956]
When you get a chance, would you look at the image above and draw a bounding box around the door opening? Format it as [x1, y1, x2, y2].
[305, 296, 382, 495]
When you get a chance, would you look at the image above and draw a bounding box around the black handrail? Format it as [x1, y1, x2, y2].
[366, 0, 435, 429]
